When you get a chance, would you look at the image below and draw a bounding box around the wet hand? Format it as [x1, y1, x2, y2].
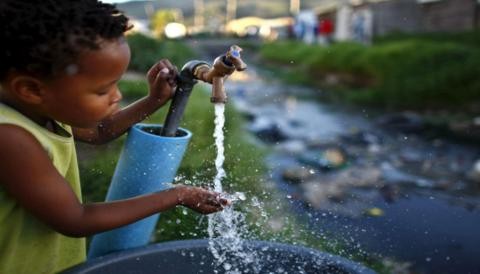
[175, 185, 230, 214]
[147, 59, 178, 103]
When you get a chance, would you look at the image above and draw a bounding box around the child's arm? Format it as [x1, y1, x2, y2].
[73, 60, 177, 144]
[0, 125, 227, 237]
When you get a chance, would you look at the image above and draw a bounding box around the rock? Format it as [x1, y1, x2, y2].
[449, 119, 480, 142]
[248, 116, 273, 132]
[340, 131, 381, 146]
[399, 148, 423, 163]
[468, 160, 480, 184]
[232, 99, 256, 121]
[299, 165, 382, 202]
[288, 119, 303, 128]
[249, 117, 288, 143]
[334, 167, 383, 188]
[324, 148, 346, 166]
[299, 147, 347, 171]
[474, 117, 480, 126]
[367, 143, 382, 154]
[379, 184, 400, 203]
[364, 207, 385, 217]
[275, 140, 306, 154]
[300, 178, 380, 218]
[380, 162, 435, 188]
[301, 181, 346, 209]
[375, 112, 426, 133]
[255, 125, 288, 143]
[242, 112, 256, 122]
[281, 166, 314, 184]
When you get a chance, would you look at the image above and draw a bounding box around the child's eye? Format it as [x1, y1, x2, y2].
[96, 93, 108, 96]
[96, 90, 109, 96]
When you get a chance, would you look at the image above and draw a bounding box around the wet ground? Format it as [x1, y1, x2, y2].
[222, 64, 480, 273]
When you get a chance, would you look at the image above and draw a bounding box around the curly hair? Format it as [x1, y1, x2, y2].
[0, 0, 131, 80]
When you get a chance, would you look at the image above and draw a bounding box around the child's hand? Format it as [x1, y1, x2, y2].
[175, 185, 230, 214]
[147, 59, 178, 103]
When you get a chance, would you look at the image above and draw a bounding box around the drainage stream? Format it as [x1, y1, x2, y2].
[222, 62, 480, 274]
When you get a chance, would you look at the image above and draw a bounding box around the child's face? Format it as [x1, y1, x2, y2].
[41, 38, 131, 128]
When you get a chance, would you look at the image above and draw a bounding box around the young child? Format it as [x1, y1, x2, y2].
[0, 1, 228, 273]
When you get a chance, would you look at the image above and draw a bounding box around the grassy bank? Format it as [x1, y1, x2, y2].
[260, 32, 480, 112]
[127, 33, 196, 72]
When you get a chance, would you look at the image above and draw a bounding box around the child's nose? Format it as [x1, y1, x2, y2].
[111, 87, 122, 104]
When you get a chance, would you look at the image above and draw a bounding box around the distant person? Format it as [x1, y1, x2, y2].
[352, 11, 366, 44]
[318, 18, 334, 45]
[0, 1, 228, 273]
[303, 22, 316, 44]
[287, 23, 296, 39]
[294, 20, 306, 40]
[351, 8, 373, 45]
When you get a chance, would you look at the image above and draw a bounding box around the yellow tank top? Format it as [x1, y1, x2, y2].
[0, 103, 86, 274]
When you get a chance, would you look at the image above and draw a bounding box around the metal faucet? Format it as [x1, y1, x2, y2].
[190, 45, 247, 103]
[160, 45, 247, 137]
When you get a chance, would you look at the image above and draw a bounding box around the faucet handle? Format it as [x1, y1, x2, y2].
[226, 45, 247, 71]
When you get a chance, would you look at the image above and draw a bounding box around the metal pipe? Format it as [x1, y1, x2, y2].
[160, 61, 209, 137]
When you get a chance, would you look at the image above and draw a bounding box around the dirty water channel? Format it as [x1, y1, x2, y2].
[220, 62, 480, 274]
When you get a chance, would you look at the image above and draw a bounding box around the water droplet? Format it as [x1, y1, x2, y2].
[234, 192, 246, 201]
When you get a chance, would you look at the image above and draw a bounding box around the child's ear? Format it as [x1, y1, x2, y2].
[9, 75, 46, 105]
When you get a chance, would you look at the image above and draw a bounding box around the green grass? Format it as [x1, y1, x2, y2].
[374, 30, 480, 47]
[260, 36, 480, 111]
[127, 33, 196, 72]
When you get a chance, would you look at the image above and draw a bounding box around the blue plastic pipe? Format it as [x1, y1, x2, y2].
[87, 124, 192, 258]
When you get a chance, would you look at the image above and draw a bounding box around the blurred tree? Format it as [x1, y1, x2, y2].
[150, 9, 182, 38]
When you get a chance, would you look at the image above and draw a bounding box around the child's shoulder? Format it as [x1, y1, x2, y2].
[0, 103, 47, 143]
[0, 123, 45, 153]
[0, 103, 61, 163]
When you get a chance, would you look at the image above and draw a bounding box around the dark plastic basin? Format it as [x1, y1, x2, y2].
[63, 239, 376, 274]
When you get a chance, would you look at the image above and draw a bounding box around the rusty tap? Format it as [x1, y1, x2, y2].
[191, 45, 247, 103]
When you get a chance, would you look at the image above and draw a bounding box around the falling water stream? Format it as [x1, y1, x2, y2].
[207, 103, 257, 274]
[212, 103, 226, 193]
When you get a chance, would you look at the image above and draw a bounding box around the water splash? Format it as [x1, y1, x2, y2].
[208, 103, 259, 273]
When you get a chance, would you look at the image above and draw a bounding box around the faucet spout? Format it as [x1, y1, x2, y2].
[191, 45, 247, 103]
